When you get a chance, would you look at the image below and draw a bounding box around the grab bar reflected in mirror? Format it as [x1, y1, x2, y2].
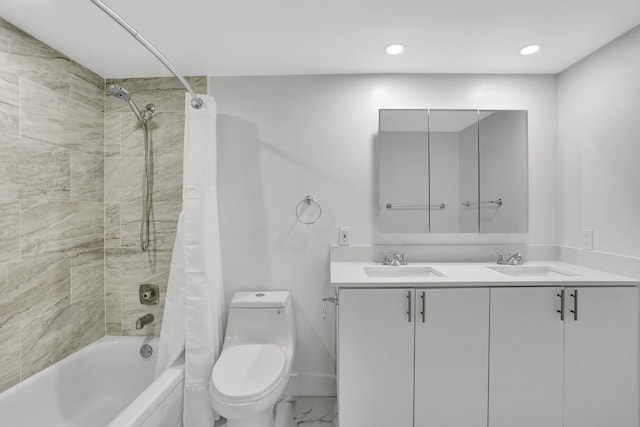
[386, 203, 446, 210]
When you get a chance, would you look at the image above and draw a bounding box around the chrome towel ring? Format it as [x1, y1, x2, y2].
[296, 195, 322, 224]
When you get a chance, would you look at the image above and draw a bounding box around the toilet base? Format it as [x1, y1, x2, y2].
[226, 407, 274, 427]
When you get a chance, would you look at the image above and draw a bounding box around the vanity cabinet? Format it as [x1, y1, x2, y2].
[338, 285, 638, 427]
[489, 287, 565, 427]
[338, 288, 490, 427]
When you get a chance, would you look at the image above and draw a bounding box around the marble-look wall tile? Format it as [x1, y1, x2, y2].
[105, 248, 172, 293]
[0, 255, 70, 327]
[105, 203, 121, 248]
[0, 70, 19, 137]
[105, 157, 143, 203]
[21, 297, 104, 380]
[104, 76, 206, 336]
[120, 202, 181, 250]
[121, 112, 184, 157]
[70, 60, 104, 112]
[105, 113, 121, 157]
[0, 134, 70, 200]
[20, 79, 104, 156]
[105, 156, 182, 203]
[70, 249, 104, 303]
[106, 292, 122, 335]
[21, 201, 104, 257]
[0, 17, 107, 387]
[0, 200, 20, 264]
[19, 79, 65, 145]
[121, 292, 164, 337]
[71, 151, 104, 202]
[0, 324, 20, 392]
[0, 18, 70, 95]
[106, 76, 206, 113]
[62, 99, 104, 156]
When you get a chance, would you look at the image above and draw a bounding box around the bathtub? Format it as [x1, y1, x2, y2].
[0, 336, 184, 427]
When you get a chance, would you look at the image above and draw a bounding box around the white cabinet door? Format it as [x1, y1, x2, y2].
[489, 287, 564, 427]
[414, 288, 490, 427]
[337, 288, 415, 427]
[564, 286, 639, 427]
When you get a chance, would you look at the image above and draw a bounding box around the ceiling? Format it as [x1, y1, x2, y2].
[0, 0, 639, 78]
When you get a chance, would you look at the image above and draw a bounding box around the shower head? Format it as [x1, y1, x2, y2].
[107, 84, 131, 101]
[107, 84, 145, 123]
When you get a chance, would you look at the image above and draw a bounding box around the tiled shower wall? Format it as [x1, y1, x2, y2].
[0, 18, 105, 392]
[104, 76, 206, 336]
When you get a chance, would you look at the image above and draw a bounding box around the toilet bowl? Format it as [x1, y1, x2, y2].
[209, 291, 296, 427]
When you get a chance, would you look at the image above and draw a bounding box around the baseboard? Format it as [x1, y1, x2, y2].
[285, 373, 336, 397]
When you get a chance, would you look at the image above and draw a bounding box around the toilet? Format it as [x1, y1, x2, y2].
[209, 291, 296, 427]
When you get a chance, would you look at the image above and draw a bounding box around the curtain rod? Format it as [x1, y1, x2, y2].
[89, 0, 204, 109]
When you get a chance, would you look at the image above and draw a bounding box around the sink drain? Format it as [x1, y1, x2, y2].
[140, 344, 153, 359]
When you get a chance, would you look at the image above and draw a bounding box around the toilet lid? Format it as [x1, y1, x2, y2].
[211, 344, 286, 401]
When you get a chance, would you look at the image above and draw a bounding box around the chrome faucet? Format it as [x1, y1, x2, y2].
[383, 253, 407, 266]
[496, 252, 524, 265]
[136, 313, 154, 330]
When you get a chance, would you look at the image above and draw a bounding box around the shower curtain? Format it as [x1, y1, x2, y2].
[155, 93, 225, 426]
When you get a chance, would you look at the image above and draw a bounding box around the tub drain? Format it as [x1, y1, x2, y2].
[140, 344, 153, 359]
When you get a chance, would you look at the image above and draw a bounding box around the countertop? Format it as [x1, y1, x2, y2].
[330, 261, 639, 287]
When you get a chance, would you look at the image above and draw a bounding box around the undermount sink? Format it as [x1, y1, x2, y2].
[487, 265, 580, 277]
[364, 266, 446, 278]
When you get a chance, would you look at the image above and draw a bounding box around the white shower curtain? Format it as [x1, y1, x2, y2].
[155, 93, 225, 426]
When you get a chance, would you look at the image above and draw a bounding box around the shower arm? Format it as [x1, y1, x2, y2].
[89, 0, 204, 110]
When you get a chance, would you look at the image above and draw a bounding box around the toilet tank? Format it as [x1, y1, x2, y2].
[224, 292, 296, 349]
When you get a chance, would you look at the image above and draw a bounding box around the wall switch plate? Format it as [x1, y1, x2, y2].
[582, 229, 594, 250]
[338, 226, 351, 246]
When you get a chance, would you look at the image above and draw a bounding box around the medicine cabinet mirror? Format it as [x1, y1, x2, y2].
[377, 109, 528, 234]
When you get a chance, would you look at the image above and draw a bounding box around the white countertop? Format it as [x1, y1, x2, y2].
[330, 261, 639, 287]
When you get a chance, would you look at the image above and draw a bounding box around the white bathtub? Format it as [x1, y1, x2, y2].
[0, 336, 184, 427]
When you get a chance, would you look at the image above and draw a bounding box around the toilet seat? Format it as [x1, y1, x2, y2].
[211, 344, 286, 402]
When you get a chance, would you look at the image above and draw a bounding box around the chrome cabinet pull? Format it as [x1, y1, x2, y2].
[420, 291, 426, 323]
[407, 291, 412, 323]
[557, 289, 565, 321]
[570, 289, 578, 321]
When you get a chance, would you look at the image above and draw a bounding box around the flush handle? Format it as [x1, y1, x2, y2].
[322, 296, 338, 320]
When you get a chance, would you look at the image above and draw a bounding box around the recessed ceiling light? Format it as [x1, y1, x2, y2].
[385, 44, 405, 55]
[520, 44, 541, 55]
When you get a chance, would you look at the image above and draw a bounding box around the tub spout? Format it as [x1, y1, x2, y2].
[136, 313, 154, 330]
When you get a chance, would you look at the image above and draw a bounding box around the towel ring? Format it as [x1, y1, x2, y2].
[296, 195, 322, 224]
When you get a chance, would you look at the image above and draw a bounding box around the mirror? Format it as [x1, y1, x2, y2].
[377, 109, 528, 233]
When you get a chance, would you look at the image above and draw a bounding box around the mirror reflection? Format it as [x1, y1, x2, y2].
[377, 109, 528, 234]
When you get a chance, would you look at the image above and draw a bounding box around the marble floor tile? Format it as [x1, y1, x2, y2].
[288, 396, 337, 426]
[215, 396, 337, 427]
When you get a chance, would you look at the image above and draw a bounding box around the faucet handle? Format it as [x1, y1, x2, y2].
[382, 254, 391, 265]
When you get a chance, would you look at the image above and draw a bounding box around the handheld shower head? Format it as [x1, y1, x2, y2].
[107, 84, 145, 123]
[107, 84, 131, 101]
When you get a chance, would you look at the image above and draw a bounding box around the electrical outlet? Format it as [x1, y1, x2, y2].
[582, 229, 594, 250]
[338, 226, 351, 246]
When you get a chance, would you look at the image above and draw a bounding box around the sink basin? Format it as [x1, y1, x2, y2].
[487, 265, 580, 277]
[364, 266, 446, 278]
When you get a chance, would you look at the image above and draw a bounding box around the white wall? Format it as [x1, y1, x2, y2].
[558, 25, 640, 259]
[209, 73, 557, 389]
